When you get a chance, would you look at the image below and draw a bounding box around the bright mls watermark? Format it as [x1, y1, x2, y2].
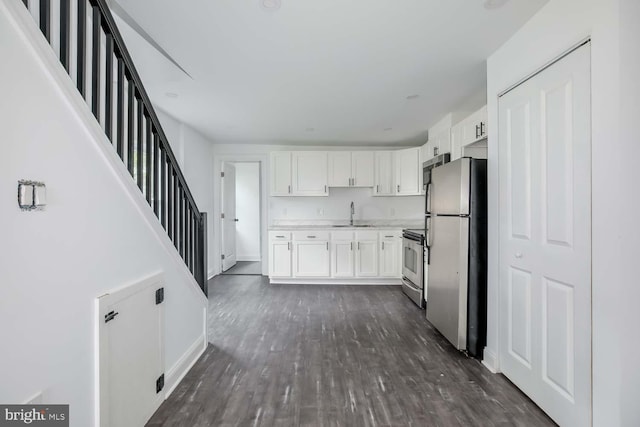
[0, 405, 68, 427]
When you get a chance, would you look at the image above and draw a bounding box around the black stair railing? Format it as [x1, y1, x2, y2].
[21, 0, 208, 295]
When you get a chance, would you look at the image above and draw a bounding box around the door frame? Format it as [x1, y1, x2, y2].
[213, 154, 268, 276]
[493, 39, 593, 420]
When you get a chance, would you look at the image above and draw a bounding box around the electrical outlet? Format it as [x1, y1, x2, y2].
[317, 208, 324, 216]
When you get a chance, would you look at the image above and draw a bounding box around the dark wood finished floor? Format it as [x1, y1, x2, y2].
[147, 275, 555, 427]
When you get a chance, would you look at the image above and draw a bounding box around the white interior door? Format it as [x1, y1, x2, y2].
[98, 274, 164, 427]
[498, 43, 591, 426]
[221, 162, 237, 271]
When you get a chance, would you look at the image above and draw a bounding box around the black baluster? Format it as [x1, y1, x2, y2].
[167, 166, 174, 242]
[136, 100, 143, 190]
[40, 0, 50, 42]
[60, 0, 70, 70]
[153, 133, 160, 217]
[161, 148, 167, 229]
[77, 0, 86, 96]
[173, 174, 179, 249]
[145, 118, 152, 204]
[104, 33, 113, 141]
[91, 5, 101, 119]
[179, 187, 184, 257]
[116, 58, 124, 158]
[127, 80, 135, 176]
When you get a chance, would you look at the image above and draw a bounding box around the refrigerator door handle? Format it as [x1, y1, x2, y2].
[426, 183, 432, 215]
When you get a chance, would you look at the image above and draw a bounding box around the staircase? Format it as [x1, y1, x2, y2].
[20, 0, 208, 294]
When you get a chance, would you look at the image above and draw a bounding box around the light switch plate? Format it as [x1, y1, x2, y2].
[18, 180, 46, 211]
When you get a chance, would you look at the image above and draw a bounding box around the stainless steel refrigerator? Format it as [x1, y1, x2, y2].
[425, 157, 487, 358]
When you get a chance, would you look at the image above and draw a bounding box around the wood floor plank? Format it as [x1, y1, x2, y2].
[147, 275, 555, 427]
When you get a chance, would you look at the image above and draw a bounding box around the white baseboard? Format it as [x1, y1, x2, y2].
[270, 278, 402, 285]
[237, 255, 261, 262]
[164, 334, 207, 399]
[208, 269, 216, 280]
[481, 347, 499, 373]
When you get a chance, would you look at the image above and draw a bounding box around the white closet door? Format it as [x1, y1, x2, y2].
[498, 43, 591, 427]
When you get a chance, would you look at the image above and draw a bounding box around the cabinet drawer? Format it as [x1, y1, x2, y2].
[269, 231, 291, 241]
[293, 231, 330, 241]
[379, 230, 402, 239]
[355, 231, 378, 241]
[331, 231, 355, 241]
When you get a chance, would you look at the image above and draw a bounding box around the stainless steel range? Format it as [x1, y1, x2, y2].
[401, 229, 425, 308]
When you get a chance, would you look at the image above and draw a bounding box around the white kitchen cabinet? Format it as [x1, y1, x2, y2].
[462, 105, 488, 146]
[291, 151, 328, 196]
[328, 152, 374, 188]
[379, 232, 401, 278]
[373, 151, 395, 196]
[351, 151, 374, 187]
[450, 121, 464, 161]
[431, 128, 452, 157]
[395, 147, 421, 196]
[293, 231, 330, 277]
[270, 152, 292, 196]
[268, 232, 292, 277]
[331, 240, 355, 278]
[355, 231, 378, 277]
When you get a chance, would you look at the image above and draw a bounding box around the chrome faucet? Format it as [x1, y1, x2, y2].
[350, 201, 355, 226]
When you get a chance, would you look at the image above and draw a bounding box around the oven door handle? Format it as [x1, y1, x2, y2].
[402, 277, 421, 292]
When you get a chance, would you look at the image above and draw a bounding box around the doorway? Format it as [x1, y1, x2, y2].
[221, 161, 262, 276]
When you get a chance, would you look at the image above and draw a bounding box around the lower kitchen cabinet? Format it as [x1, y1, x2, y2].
[379, 232, 402, 277]
[269, 240, 292, 278]
[331, 239, 355, 278]
[293, 240, 330, 277]
[355, 232, 378, 277]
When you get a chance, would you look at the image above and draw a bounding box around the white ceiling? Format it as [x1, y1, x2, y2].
[113, 0, 547, 146]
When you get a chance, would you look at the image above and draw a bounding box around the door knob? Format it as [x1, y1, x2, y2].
[515, 252, 523, 259]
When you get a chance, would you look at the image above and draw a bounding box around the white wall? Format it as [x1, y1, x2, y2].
[156, 110, 216, 278]
[0, 3, 207, 425]
[211, 143, 424, 275]
[234, 162, 261, 261]
[486, 0, 640, 424]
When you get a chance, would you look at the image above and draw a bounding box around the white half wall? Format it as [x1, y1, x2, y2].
[234, 162, 261, 261]
[486, 0, 640, 424]
[0, 3, 207, 425]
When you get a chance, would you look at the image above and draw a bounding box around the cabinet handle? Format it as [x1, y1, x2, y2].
[326, 242, 329, 250]
[376, 185, 379, 193]
[382, 241, 385, 250]
[288, 242, 291, 250]
[358, 242, 360, 250]
[276, 235, 285, 238]
[475, 124, 480, 139]
[351, 242, 353, 251]
[324, 185, 327, 193]
[397, 185, 400, 193]
[288, 185, 291, 194]
[307, 236, 316, 238]
[480, 122, 485, 136]
[352, 177, 355, 186]
[433, 147, 439, 156]
[385, 235, 393, 238]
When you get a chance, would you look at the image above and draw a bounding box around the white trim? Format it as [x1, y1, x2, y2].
[270, 278, 402, 285]
[2, 0, 207, 306]
[237, 255, 261, 262]
[482, 347, 499, 373]
[164, 333, 207, 398]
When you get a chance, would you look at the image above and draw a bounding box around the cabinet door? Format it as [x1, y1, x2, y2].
[294, 241, 330, 277]
[331, 240, 355, 278]
[395, 147, 420, 195]
[328, 152, 351, 187]
[478, 105, 488, 139]
[351, 151, 374, 187]
[292, 152, 328, 196]
[435, 129, 451, 156]
[450, 122, 464, 161]
[374, 151, 395, 196]
[356, 240, 378, 277]
[270, 152, 292, 196]
[269, 241, 291, 277]
[379, 238, 401, 278]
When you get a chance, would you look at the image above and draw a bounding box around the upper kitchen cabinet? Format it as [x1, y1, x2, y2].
[373, 151, 395, 196]
[328, 151, 374, 188]
[270, 151, 292, 196]
[395, 147, 421, 196]
[430, 128, 452, 158]
[462, 105, 488, 146]
[291, 151, 329, 196]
